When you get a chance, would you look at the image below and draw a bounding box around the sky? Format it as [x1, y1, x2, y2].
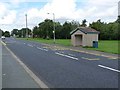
[0, 0, 119, 31]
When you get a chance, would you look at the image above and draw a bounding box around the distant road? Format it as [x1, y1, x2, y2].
[3, 37, 119, 88]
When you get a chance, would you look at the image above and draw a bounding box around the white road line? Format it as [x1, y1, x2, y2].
[43, 49, 48, 51]
[37, 47, 43, 50]
[68, 54, 75, 56]
[27, 44, 33, 47]
[55, 52, 78, 60]
[82, 57, 99, 60]
[98, 65, 120, 73]
[37, 47, 48, 51]
[1, 41, 6, 45]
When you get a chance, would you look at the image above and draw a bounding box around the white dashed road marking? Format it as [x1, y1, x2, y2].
[98, 65, 120, 73]
[37, 47, 44, 50]
[68, 54, 75, 56]
[37, 47, 48, 51]
[27, 44, 33, 47]
[82, 57, 99, 60]
[55, 52, 78, 60]
[43, 49, 48, 51]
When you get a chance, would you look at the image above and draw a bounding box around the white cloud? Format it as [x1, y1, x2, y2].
[0, 3, 7, 17]
[37, 0, 118, 22]
[118, 1, 120, 15]
[0, 0, 119, 31]
[0, 2, 17, 24]
[77, 0, 119, 23]
[2, 10, 16, 24]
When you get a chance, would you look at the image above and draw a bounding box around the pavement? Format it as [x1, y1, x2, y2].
[0, 39, 2, 90]
[1, 37, 119, 88]
[1, 40, 40, 88]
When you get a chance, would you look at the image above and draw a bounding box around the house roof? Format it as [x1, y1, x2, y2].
[70, 27, 100, 35]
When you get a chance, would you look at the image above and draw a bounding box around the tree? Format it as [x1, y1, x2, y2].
[0, 29, 4, 36]
[61, 22, 72, 39]
[81, 19, 87, 27]
[37, 19, 54, 39]
[4, 31, 10, 37]
[33, 26, 39, 38]
[11, 29, 19, 37]
[89, 19, 119, 40]
[19, 28, 31, 38]
[71, 20, 80, 30]
[54, 22, 62, 39]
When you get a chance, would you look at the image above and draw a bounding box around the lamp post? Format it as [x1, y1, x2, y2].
[25, 14, 28, 38]
[47, 13, 55, 44]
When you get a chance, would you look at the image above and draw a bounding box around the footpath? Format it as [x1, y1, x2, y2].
[2, 42, 40, 88]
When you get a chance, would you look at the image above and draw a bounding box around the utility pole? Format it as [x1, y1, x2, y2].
[53, 13, 55, 44]
[25, 14, 28, 38]
[47, 13, 56, 44]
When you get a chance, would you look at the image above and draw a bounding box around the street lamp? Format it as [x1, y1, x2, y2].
[47, 13, 56, 44]
[25, 14, 28, 38]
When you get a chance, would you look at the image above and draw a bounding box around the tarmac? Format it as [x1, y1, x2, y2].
[2, 41, 40, 88]
[1, 39, 119, 89]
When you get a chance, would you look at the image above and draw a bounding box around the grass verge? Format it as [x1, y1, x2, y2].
[18, 38, 71, 46]
[18, 38, 119, 54]
[86, 40, 119, 54]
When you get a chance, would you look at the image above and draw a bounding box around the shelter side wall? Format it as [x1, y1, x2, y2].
[71, 35, 76, 46]
[85, 34, 98, 46]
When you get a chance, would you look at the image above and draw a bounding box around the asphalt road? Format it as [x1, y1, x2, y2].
[2, 41, 40, 88]
[3, 37, 119, 88]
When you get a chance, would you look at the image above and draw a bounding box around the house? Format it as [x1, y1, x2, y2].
[70, 27, 100, 47]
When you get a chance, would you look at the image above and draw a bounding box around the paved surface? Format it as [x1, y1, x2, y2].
[2, 37, 119, 88]
[0, 40, 2, 90]
[2, 41, 40, 88]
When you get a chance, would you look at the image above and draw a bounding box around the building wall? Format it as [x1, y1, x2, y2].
[75, 35, 82, 46]
[84, 34, 98, 46]
[71, 35, 76, 46]
[71, 30, 98, 47]
[71, 30, 85, 46]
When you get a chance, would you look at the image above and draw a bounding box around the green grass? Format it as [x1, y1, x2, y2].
[87, 40, 119, 54]
[18, 38, 119, 54]
[19, 38, 71, 46]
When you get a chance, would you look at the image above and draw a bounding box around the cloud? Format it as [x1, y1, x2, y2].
[0, 2, 8, 17]
[0, 0, 119, 31]
[118, 1, 120, 16]
[0, 2, 17, 24]
[2, 10, 16, 24]
[28, 0, 118, 22]
[77, 0, 119, 23]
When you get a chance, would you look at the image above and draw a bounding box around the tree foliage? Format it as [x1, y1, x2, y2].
[89, 19, 119, 40]
[4, 31, 10, 37]
[0, 29, 4, 36]
[81, 19, 87, 27]
[11, 28, 31, 38]
[32, 19, 79, 39]
[10, 18, 119, 40]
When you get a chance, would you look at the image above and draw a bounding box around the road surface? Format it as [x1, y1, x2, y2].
[2, 37, 119, 88]
[2, 41, 40, 88]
